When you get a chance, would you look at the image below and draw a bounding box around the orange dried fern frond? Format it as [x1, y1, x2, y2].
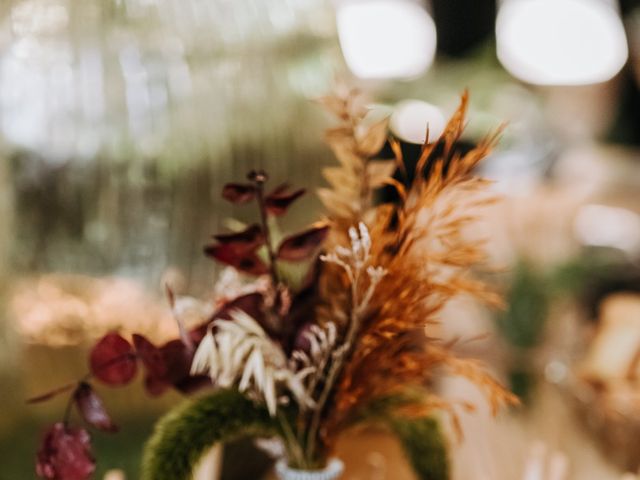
[316, 88, 396, 226]
[319, 92, 516, 444]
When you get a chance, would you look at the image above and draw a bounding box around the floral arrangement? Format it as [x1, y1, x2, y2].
[30, 89, 517, 480]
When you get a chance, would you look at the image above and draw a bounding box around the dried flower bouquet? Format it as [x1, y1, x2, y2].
[30, 89, 517, 480]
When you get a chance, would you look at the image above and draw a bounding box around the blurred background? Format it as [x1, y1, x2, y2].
[0, 0, 639, 478]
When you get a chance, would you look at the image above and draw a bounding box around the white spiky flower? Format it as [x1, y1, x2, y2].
[213, 267, 270, 303]
[321, 222, 386, 314]
[191, 310, 315, 416]
[290, 322, 338, 406]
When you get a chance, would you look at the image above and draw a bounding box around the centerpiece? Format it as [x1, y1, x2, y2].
[30, 89, 517, 480]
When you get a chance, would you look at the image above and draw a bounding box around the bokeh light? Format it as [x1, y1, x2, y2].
[336, 0, 437, 80]
[496, 0, 628, 85]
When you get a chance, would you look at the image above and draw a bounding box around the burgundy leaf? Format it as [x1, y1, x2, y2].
[189, 293, 265, 340]
[222, 183, 256, 204]
[133, 335, 210, 396]
[216, 292, 265, 321]
[132, 334, 167, 379]
[282, 265, 322, 353]
[268, 183, 291, 196]
[173, 375, 213, 395]
[213, 291, 280, 338]
[36, 423, 95, 480]
[89, 333, 137, 386]
[158, 339, 195, 385]
[188, 323, 209, 345]
[277, 223, 330, 261]
[143, 374, 169, 397]
[132, 334, 172, 397]
[212, 224, 264, 252]
[204, 244, 269, 275]
[27, 384, 75, 404]
[73, 383, 117, 433]
[265, 187, 306, 216]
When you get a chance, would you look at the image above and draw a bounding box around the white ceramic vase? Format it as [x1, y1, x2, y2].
[274, 459, 344, 480]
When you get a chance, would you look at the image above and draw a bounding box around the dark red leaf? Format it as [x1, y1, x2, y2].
[158, 339, 194, 385]
[277, 223, 330, 261]
[73, 383, 117, 433]
[268, 183, 291, 196]
[173, 375, 212, 395]
[212, 224, 264, 252]
[132, 334, 166, 378]
[265, 187, 306, 216]
[216, 292, 265, 321]
[89, 333, 137, 386]
[27, 384, 75, 404]
[132, 334, 171, 397]
[204, 244, 269, 275]
[143, 374, 169, 396]
[189, 323, 209, 345]
[282, 266, 321, 353]
[213, 292, 280, 338]
[222, 183, 256, 204]
[36, 423, 95, 480]
[133, 335, 210, 396]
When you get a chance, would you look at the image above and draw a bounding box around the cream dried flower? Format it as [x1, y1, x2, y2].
[321, 222, 386, 314]
[191, 310, 315, 416]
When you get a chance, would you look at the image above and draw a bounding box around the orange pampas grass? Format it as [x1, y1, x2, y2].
[315, 89, 518, 449]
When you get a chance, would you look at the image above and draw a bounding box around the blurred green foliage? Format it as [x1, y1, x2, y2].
[495, 250, 636, 401]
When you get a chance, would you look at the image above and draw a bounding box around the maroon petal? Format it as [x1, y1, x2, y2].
[36, 423, 95, 480]
[265, 187, 306, 216]
[277, 223, 330, 261]
[222, 183, 256, 204]
[204, 244, 269, 275]
[89, 333, 137, 386]
[212, 224, 264, 252]
[73, 382, 117, 433]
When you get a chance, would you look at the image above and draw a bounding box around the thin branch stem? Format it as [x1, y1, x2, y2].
[278, 411, 307, 469]
[34, 352, 137, 430]
[253, 176, 280, 286]
[62, 386, 78, 428]
[304, 267, 362, 462]
[165, 283, 194, 353]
